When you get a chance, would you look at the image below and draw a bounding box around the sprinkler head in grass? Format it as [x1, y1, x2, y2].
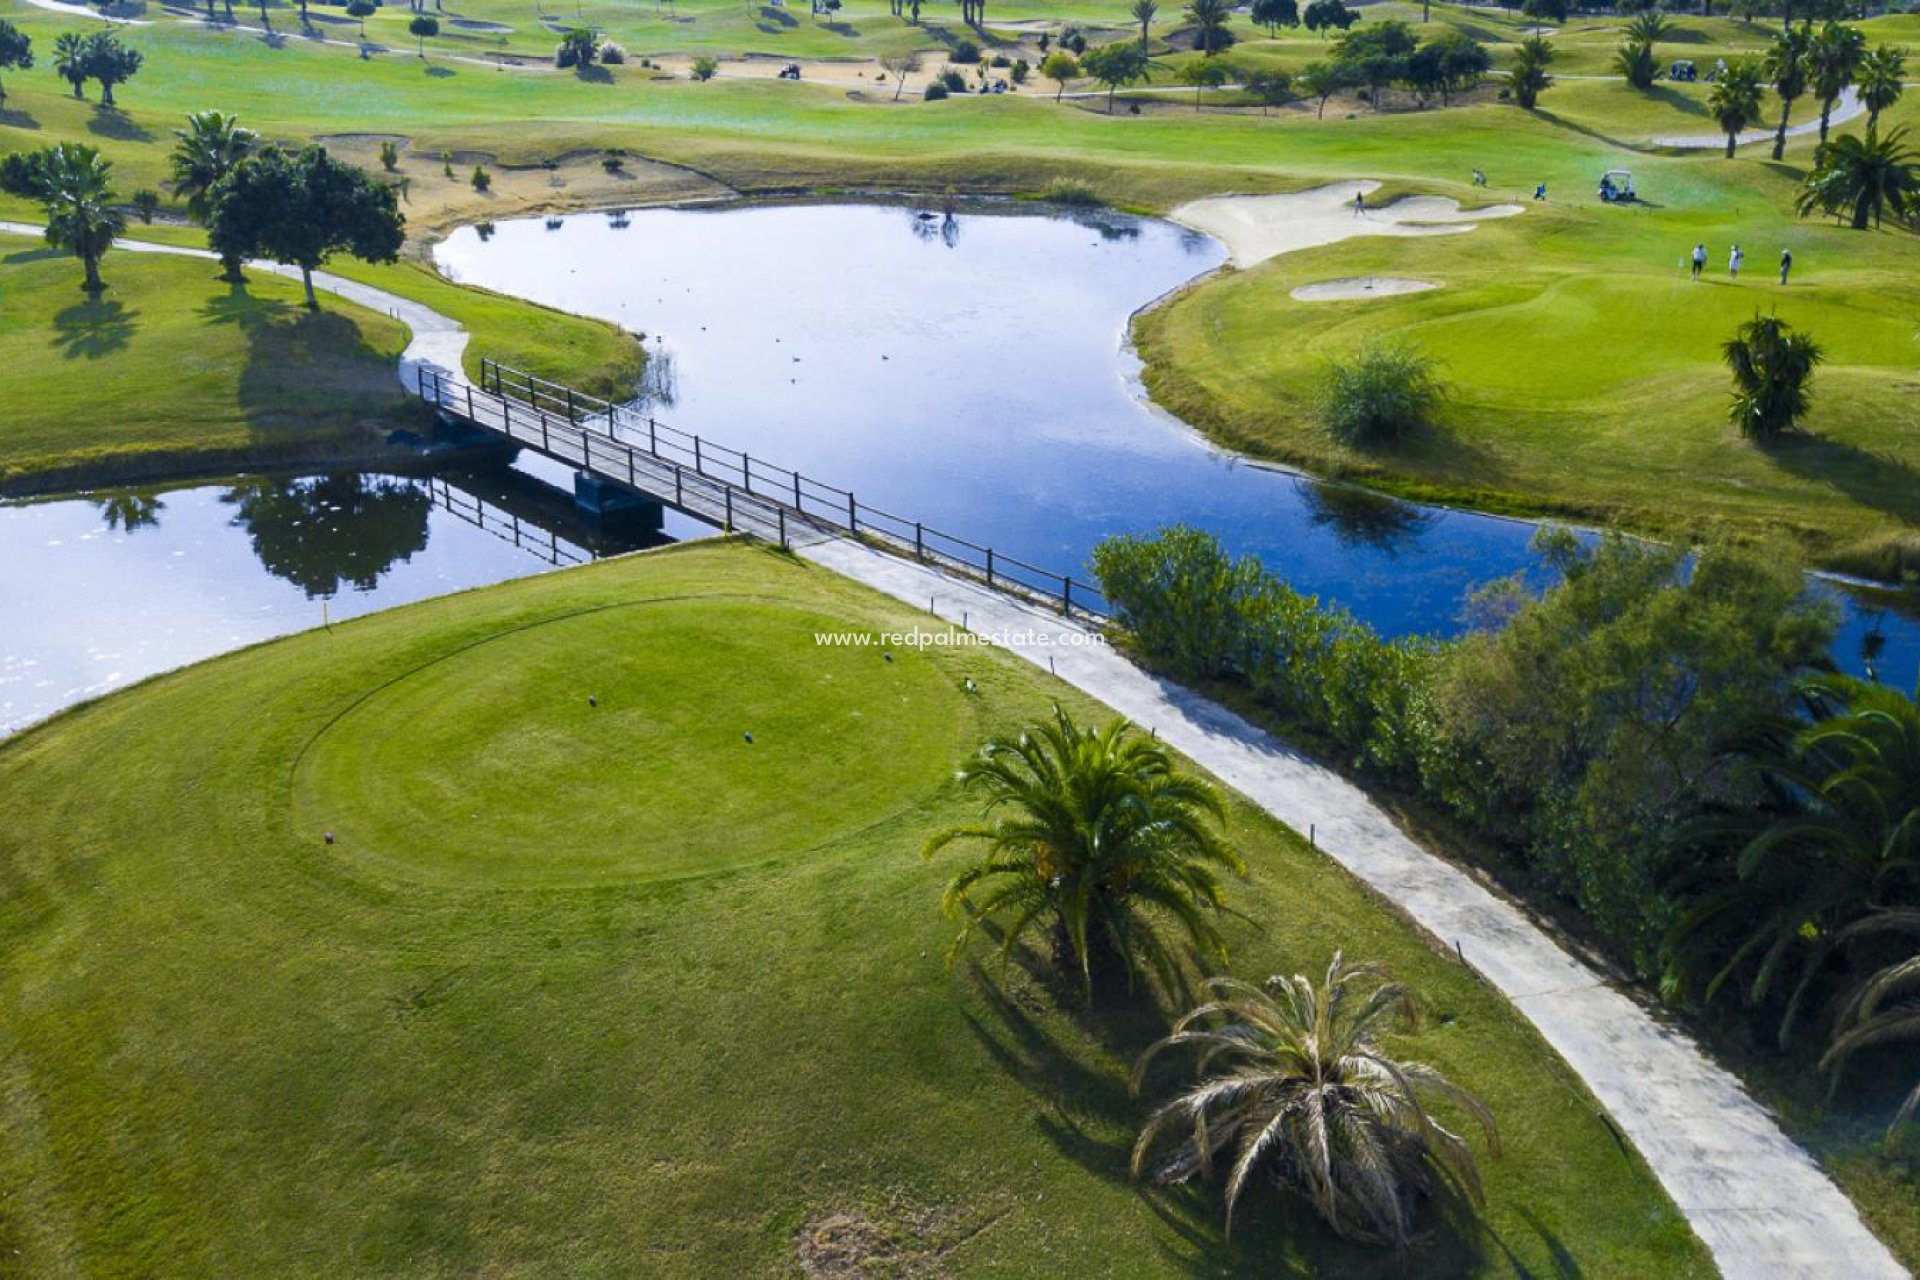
[588, 695, 598, 708]
[963, 676, 977, 694]
[743, 731, 754, 744]
[323, 831, 335, 845]
[883, 651, 893, 662]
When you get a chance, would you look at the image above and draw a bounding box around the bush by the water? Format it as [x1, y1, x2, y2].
[924, 81, 950, 100]
[1316, 340, 1446, 447]
[1039, 176, 1103, 207]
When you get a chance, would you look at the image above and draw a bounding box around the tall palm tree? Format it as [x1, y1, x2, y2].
[1622, 9, 1672, 44]
[1708, 57, 1764, 157]
[1185, 0, 1233, 55]
[169, 110, 259, 280]
[1798, 125, 1920, 229]
[1667, 675, 1920, 1043]
[1508, 35, 1554, 110]
[52, 30, 88, 99]
[1723, 314, 1822, 440]
[1131, 954, 1498, 1246]
[1130, 0, 1158, 50]
[1763, 25, 1810, 161]
[923, 705, 1245, 1003]
[1822, 909, 1920, 1147]
[36, 142, 125, 294]
[1857, 45, 1906, 132]
[1808, 20, 1865, 144]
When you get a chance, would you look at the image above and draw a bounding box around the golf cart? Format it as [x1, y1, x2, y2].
[1598, 169, 1637, 204]
[1668, 59, 1696, 82]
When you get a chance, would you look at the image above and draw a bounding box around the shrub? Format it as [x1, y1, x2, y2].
[1039, 175, 1102, 206]
[441, 150, 453, 178]
[1315, 340, 1446, 447]
[937, 67, 967, 91]
[950, 37, 980, 63]
[990, 53, 1011, 67]
[378, 139, 400, 171]
[924, 81, 950, 100]
[471, 165, 491, 191]
[602, 148, 625, 172]
[690, 56, 718, 80]
[1011, 57, 1030, 83]
[129, 188, 159, 223]
[599, 40, 626, 64]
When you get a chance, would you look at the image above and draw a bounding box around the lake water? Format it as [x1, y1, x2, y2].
[6, 200, 1913, 734]
[435, 200, 1920, 685]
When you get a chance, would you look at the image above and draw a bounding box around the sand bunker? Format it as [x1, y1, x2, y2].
[1291, 276, 1439, 302]
[1171, 182, 1523, 268]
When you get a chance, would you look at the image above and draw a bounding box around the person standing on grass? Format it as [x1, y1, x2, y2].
[1353, 190, 1365, 217]
[1779, 248, 1792, 285]
[1730, 243, 1744, 278]
[1691, 242, 1707, 280]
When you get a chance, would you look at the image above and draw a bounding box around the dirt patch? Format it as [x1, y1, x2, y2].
[1291, 275, 1440, 302]
[794, 1208, 948, 1279]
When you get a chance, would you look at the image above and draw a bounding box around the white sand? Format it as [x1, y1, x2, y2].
[1171, 182, 1523, 268]
[1291, 276, 1439, 302]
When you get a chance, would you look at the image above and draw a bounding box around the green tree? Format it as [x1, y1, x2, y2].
[1303, 0, 1357, 34]
[1298, 57, 1358, 117]
[1130, 0, 1157, 49]
[408, 13, 438, 57]
[1823, 909, 1920, 1146]
[129, 187, 158, 222]
[1622, 9, 1672, 44]
[1507, 35, 1554, 110]
[169, 109, 259, 280]
[922, 705, 1245, 1003]
[1615, 38, 1657, 90]
[1522, 0, 1568, 24]
[1723, 314, 1823, 438]
[1244, 67, 1293, 114]
[1131, 955, 1497, 1245]
[1040, 49, 1078, 99]
[1708, 56, 1764, 157]
[1336, 21, 1417, 110]
[51, 31, 88, 99]
[346, 0, 375, 35]
[1250, 0, 1296, 34]
[1184, 0, 1234, 54]
[556, 26, 597, 70]
[879, 52, 919, 100]
[1081, 40, 1150, 110]
[1764, 25, 1811, 161]
[208, 144, 405, 310]
[31, 142, 126, 294]
[1176, 54, 1231, 109]
[1857, 44, 1906, 132]
[0, 20, 31, 108]
[82, 31, 142, 109]
[1798, 125, 1919, 229]
[1316, 339, 1445, 445]
[689, 55, 718, 80]
[1808, 20, 1865, 144]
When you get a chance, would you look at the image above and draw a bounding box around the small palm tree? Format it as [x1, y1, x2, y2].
[923, 705, 1245, 1003]
[1622, 9, 1671, 45]
[1807, 20, 1865, 144]
[1798, 125, 1919, 230]
[1131, 954, 1497, 1246]
[36, 141, 125, 294]
[52, 30, 88, 99]
[1822, 909, 1920, 1147]
[1615, 38, 1657, 91]
[1130, 0, 1157, 50]
[1723, 314, 1822, 441]
[170, 109, 258, 280]
[1858, 45, 1906, 132]
[1763, 25, 1810, 162]
[1185, 0, 1233, 55]
[1508, 35, 1554, 110]
[1708, 57, 1764, 158]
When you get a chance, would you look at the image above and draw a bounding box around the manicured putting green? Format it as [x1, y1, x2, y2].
[297, 597, 970, 886]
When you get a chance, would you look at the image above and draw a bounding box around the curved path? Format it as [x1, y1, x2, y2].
[1, 220, 1906, 1279]
[1655, 85, 1864, 149]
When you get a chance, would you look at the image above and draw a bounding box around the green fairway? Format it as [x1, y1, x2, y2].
[0, 540, 1711, 1276]
[0, 231, 415, 487]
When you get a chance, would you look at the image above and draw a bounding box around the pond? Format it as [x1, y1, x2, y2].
[435, 200, 1920, 683]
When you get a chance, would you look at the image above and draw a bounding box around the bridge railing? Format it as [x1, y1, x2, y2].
[423, 361, 1110, 622]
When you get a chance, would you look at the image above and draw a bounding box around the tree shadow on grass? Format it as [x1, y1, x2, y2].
[85, 109, 155, 143]
[1531, 108, 1641, 152]
[52, 298, 138, 359]
[1761, 430, 1920, 528]
[0, 107, 40, 131]
[3, 245, 64, 266]
[758, 3, 797, 23]
[425, 63, 457, 78]
[1646, 84, 1708, 120]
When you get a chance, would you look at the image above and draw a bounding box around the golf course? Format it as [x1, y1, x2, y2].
[5, 0, 1920, 1271]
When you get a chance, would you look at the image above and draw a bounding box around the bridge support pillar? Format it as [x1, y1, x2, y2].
[574, 472, 665, 533]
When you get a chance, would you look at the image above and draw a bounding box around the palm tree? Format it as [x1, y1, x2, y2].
[1723, 314, 1822, 440]
[169, 110, 258, 280]
[1130, 0, 1157, 50]
[52, 30, 88, 99]
[1131, 954, 1498, 1246]
[1857, 45, 1906, 132]
[1666, 675, 1920, 1042]
[1185, 0, 1233, 55]
[922, 705, 1245, 1003]
[1763, 25, 1810, 161]
[36, 142, 125, 294]
[1808, 20, 1865, 144]
[1623, 9, 1672, 44]
[1615, 38, 1657, 90]
[1708, 57, 1764, 157]
[1508, 35, 1554, 111]
[1821, 910, 1920, 1147]
[1798, 125, 1919, 229]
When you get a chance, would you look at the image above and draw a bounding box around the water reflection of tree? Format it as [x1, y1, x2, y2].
[95, 489, 165, 532]
[222, 473, 432, 599]
[907, 209, 960, 248]
[633, 344, 678, 411]
[1301, 480, 1433, 558]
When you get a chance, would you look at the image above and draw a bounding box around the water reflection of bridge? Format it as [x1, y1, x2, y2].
[423, 464, 673, 569]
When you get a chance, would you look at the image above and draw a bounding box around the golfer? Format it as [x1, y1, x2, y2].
[1690, 243, 1707, 281]
[1780, 248, 1793, 285]
[1729, 244, 1744, 278]
[1353, 190, 1365, 217]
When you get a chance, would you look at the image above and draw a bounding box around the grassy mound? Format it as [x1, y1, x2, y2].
[0, 541, 1709, 1276]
